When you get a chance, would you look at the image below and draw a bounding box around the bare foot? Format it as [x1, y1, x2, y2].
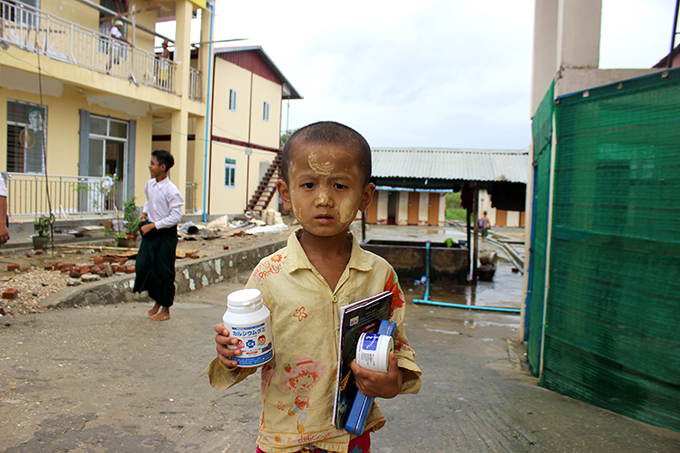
[150, 307, 170, 322]
[148, 303, 161, 317]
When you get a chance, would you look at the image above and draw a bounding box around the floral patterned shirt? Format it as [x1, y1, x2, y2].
[206, 230, 421, 453]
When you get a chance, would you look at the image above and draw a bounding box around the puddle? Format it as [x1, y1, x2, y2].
[406, 263, 522, 311]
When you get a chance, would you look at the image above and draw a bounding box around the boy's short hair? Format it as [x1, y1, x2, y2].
[281, 121, 372, 185]
[152, 150, 174, 171]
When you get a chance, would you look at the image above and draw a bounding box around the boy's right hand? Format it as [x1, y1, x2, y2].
[214, 323, 242, 369]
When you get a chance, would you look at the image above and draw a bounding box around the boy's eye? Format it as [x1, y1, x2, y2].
[302, 182, 315, 189]
[334, 183, 347, 190]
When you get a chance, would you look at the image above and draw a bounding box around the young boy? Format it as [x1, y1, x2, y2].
[133, 150, 184, 321]
[206, 122, 421, 453]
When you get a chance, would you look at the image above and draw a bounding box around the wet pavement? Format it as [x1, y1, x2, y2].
[1, 224, 680, 452]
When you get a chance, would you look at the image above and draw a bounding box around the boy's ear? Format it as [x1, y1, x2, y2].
[276, 179, 293, 210]
[359, 183, 376, 212]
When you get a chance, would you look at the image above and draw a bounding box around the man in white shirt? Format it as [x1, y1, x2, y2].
[107, 20, 132, 73]
[133, 150, 184, 321]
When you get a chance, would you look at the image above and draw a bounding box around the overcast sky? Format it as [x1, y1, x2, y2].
[159, 0, 675, 150]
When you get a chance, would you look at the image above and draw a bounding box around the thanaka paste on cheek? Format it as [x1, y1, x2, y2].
[338, 192, 360, 223]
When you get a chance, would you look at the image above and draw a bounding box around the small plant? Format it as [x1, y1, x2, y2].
[34, 214, 55, 237]
[123, 196, 140, 236]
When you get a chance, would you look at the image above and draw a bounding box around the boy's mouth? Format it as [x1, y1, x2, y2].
[314, 214, 334, 223]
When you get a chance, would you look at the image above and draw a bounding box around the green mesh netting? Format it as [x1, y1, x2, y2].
[540, 69, 680, 432]
[527, 81, 554, 375]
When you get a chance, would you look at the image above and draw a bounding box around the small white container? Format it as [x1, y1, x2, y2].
[222, 289, 273, 368]
[355, 332, 393, 373]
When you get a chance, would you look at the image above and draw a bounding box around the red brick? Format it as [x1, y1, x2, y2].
[35, 249, 43, 255]
[3, 288, 18, 299]
[115, 258, 129, 264]
[93, 257, 104, 265]
[7, 264, 20, 272]
[125, 267, 135, 274]
[69, 270, 81, 278]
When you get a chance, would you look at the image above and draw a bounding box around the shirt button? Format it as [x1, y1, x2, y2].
[332, 296, 337, 303]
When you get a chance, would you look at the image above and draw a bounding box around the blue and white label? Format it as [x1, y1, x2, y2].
[230, 321, 273, 367]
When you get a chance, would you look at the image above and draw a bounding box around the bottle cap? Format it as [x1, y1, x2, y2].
[227, 288, 263, 313]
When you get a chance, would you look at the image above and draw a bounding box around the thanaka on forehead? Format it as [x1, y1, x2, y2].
[281, 121, 372, 185]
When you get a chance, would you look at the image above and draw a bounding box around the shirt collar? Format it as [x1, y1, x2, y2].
[287, 229, 373, 274]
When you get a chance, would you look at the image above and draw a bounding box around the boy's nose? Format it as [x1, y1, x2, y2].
[315, 193, 333, 207]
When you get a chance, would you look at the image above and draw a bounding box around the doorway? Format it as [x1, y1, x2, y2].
[88, 116, 128, 210]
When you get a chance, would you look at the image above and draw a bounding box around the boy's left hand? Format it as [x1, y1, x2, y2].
[350, 352, 403, 399]
[140, 222, 156, 236]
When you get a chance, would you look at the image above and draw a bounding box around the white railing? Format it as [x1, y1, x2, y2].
[0, 0, 191, 95]
[189, 67, 202, 101]
[4, 173, 120, 217]
[185, 181, 199, 214]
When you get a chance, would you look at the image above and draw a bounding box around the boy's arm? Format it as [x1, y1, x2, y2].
[206, 323, 257, 390]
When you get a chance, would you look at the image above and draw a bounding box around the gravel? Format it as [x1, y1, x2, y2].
[0, 226, 293, 317]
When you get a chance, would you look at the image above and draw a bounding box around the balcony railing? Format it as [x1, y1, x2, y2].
[3, 173, 201, 218]
[185, 181, 199, 214]
[0, 0, 199, 96]
[189, 67, 202, 101]
[4, 173, 120, 218]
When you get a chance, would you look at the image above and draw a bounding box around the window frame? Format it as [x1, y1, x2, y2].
[263, 101, 270, 122]
[6, 99, 48, 174]
[224, 157, 236, 188]
[228, 89, 237, 112]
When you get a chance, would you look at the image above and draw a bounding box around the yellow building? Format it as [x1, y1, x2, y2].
[0, 0, 212, 221]
[152, 46, 301, 217]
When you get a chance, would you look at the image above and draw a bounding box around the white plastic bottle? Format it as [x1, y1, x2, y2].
[355, 332, 393, 373]
[222, 289, 273, 368]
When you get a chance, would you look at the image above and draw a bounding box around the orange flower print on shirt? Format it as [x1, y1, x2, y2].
[384, 270, 405, 317]
[278, 401, 285, 411]
[294, 307, 307, 322]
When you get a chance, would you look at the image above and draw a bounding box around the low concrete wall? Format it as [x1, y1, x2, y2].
[41, 239, 287, 309]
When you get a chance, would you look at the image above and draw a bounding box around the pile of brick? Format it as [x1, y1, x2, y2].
[43, 256, 135, 279]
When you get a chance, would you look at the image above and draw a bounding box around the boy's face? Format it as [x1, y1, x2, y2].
[277, 142, 375, 239]
[148, 156, 165, 179]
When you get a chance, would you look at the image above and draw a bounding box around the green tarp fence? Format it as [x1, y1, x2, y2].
[527, 81, 554, 374]
[536, 69, 680, 432]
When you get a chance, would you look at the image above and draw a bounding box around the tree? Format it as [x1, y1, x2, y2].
[280, 128, 300, 149]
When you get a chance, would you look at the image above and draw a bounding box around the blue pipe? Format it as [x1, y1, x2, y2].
[413, 240, 521, 314]
[202, 2, 215, 222]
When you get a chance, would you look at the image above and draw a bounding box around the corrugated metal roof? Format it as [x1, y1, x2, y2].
[371, 148, 529, 183]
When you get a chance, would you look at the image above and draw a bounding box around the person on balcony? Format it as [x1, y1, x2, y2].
[107, 20, 132, 73]
[158, 39, 170, 88]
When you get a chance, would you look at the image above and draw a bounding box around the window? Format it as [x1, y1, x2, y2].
[263, 101, 270, 122]
[228, 89, 237, 112]
[225, 158, 236, 188]
[6, 99, 47, 173]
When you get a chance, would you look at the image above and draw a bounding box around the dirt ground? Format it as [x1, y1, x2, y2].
[0, 226, 292, 317]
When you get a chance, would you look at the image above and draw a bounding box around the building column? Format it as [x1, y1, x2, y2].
[556, 0, 602, 70]
[170, 0, 193, 205]
[193, 6, 214, 215]
[397, 192, 409, 225]
[376, 190, 389, 225]
[418, 192, 428, 226]
[530, 0, 602, 116]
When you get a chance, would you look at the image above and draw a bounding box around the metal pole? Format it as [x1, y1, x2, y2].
[670, 0, 680, 68]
